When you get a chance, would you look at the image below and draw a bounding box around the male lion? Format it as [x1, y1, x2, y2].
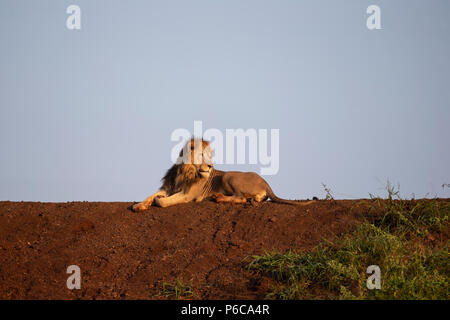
[132, 138, 314, 211]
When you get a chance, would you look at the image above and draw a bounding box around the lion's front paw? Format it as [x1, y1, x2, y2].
[132, 203, 148, 212]
[154, 197, 167, 207]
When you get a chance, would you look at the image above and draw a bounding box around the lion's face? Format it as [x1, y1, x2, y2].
[178, 139, 213, 180]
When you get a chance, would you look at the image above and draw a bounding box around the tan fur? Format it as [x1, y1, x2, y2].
[133, 139, 314, 210]
[209, 171, 314, 206]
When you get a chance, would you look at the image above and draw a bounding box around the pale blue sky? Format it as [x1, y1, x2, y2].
[1, 0, 449, 201]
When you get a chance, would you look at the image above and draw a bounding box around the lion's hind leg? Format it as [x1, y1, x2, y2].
[213, 194, 247, 204]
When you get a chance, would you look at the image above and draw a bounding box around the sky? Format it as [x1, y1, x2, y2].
[0, 0, 449, 201]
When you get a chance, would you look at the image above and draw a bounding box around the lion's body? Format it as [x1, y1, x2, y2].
[209, 170, 313, 205]
[132, 139, 314, 211]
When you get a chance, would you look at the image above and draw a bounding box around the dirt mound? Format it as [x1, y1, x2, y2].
[0, 200, 368, 299]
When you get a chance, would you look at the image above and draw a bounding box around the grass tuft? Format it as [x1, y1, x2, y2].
[155, 278, 194, 299]
[248, 183, 449, 299]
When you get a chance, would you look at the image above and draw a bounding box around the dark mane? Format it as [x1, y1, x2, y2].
[160, 164, 178, 194]
[160, 163, 202, 194]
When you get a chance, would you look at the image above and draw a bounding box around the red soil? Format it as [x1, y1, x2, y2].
[0, 200, 369, 299]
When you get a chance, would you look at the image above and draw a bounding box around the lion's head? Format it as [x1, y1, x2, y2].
[161, 138, 214, 194]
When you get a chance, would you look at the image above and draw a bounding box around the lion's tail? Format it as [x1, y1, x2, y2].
[265, 184, 315, 206]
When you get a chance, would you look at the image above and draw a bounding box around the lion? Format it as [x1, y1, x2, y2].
[132, 138, 314, 211]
